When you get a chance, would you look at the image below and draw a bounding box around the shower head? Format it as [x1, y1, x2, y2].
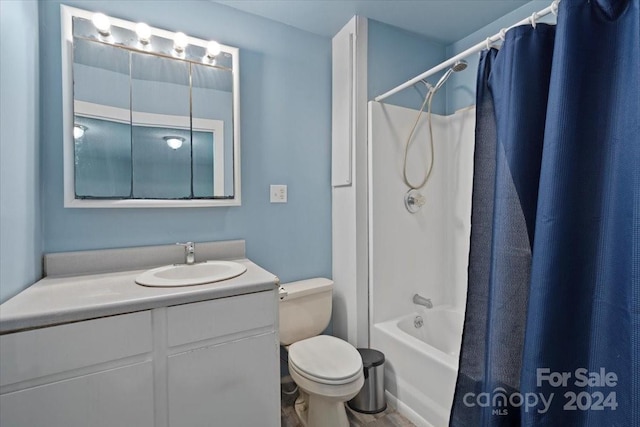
[451, 60, 468, 72]
[432, 60, 468, 92]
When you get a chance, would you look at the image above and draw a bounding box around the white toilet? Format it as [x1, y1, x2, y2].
[279, 278, 364, 427]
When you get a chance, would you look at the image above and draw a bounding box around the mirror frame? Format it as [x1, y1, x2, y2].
[61, 5, 241, 208]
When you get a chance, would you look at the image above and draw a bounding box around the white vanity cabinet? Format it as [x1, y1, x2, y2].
[0, 289, 280, 427]
[0, 311, 155, 427]
[164, 291, 280, 427]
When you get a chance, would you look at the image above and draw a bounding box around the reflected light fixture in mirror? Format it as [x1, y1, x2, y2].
[164, 136, 184, 150]
[73, 124, 87, 139]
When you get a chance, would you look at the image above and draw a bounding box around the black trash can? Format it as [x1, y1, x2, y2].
[348, 348, 386, 414]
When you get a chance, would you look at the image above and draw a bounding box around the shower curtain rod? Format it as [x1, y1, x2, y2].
[374, 0, 560, 102]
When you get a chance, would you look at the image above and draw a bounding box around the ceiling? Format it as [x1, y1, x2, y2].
[213, 0, 533, 44]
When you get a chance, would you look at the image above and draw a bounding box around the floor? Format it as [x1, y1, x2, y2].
[281, 381, 416, 427]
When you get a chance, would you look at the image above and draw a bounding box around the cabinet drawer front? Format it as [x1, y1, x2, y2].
[167, 291, 275, 347]
[0, 361, 154, 427]
[0, 311, 152, 387]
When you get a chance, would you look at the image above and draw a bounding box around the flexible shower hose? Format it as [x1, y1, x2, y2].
[403, 87, 436, 190]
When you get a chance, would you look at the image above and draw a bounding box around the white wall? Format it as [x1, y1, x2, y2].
[332, 17, 369, 347]
[368, 101, 474, 324]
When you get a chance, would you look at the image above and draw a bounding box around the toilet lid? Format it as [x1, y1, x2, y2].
[288, 335, 363, 384]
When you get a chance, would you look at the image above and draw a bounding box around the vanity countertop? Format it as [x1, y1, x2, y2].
[0, 258, 278, 334]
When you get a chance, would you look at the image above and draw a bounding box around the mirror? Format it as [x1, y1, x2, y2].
[73, 39, 132, 198]
[130, 53, 192, 199]
[62, 5, 240, 207]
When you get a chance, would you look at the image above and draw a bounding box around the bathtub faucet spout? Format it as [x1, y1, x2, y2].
[413, 294, 433, 309]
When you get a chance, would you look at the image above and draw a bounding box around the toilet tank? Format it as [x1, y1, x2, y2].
[279, 278, 333, 346]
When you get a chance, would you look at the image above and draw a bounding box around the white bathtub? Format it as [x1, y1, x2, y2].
[372, 307, 464, 427]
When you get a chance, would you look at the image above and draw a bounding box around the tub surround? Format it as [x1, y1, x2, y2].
[368, 102, 474, 426]
[0, 240, 278, 334]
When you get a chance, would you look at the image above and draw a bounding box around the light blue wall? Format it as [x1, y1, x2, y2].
[445, 1, 551, 114]
[40, 0, 332, 284]
[368, 19, 447, 114]
[0, 0, 42, 303]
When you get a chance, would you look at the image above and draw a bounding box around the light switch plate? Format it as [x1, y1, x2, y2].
[270, 185, 287, 203]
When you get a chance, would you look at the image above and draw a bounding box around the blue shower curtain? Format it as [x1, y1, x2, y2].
[451, 0, 639, 426]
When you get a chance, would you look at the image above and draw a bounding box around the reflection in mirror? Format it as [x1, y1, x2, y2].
[131, 53, 191, 199]
[73, 38, 131, 198]
[62, 6, 240, 207]
[192, 63, 234, 197]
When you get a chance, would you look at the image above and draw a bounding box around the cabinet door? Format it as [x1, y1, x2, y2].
[0, 361, 154, 427]
[168, 332, 279, 427]
[0, 310, 152, 387]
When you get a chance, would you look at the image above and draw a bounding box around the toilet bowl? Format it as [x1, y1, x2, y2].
[288, 335, 364, 427]
[279, 279, 364, 427]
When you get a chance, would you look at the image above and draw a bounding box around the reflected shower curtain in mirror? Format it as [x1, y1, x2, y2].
[450, 0, 639, 426]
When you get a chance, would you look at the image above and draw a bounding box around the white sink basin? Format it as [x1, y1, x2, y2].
[135, 261, 247, 287]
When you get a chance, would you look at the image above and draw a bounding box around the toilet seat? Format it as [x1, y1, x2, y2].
[288, 335, 363, 385]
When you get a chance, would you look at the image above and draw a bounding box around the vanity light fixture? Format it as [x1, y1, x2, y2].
[164, 136, 185, 150]
[173, 32, 188, 55]
[135, 22, 152, 45]
[73, 124, 87, 139]
[91, 13, 111, 37]
[206, 41, 221, 59]
[82, 12, 229, 65]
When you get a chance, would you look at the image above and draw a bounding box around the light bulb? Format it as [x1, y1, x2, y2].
[164, 136, 184, 150]
[92, 13, 111, 37]
[206, 41, 221, 59]
[73, 125, 86, 139]
[173, 32, 188, 53]
[135, 23, 151, 45]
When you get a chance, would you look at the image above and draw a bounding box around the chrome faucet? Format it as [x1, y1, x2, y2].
[413, 294, 433, 309]
[177, 242, 196, 265]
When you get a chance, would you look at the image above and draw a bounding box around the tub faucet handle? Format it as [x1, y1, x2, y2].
[405, 189, 426, 213]
[176, 242, 196, 265]
[409, 193, 425, 207]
